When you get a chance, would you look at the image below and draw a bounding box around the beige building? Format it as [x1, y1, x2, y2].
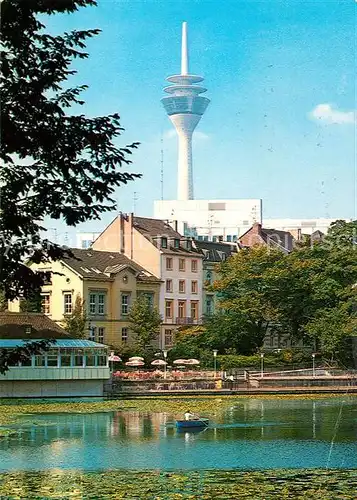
[27, 248, 161, 348]
[92, 214, 204, 348]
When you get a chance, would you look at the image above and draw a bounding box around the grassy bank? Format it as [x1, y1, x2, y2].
[0, 469, 356, 499]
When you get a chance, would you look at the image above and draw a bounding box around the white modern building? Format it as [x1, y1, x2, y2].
[262, 218, 352, 238]
[154, 199, 262, 241]
[161, 22, 210, 200]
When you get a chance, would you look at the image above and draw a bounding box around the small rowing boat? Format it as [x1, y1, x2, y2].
[175, 418, 209, 429]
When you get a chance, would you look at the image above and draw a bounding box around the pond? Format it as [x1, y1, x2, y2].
[0, 396, 356, 472]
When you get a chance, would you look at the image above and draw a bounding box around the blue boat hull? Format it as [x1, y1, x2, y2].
[176, 419, 209, 429]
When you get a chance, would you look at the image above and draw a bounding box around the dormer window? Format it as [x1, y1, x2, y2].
[161, 237, 168, 249]
[186, 240, 192, 250]
[174, 239, 180, 249]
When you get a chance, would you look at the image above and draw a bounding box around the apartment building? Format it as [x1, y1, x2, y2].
[92, 214, 204, 348]
[26, 248, 161, 348]
[194, 240, 238, 317]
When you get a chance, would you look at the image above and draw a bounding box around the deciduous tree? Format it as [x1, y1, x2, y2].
[62, 294, 87, 338]
[128, 296, 162, 351]
[0, 0, 140, 302]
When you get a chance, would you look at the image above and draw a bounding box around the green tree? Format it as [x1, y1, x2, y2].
[0, 0, 140, 302]
[210, 246, 283, 353]
[62, 294, 87, 338]
[128, 296, 162, 351]
[19, 290, 42, 312]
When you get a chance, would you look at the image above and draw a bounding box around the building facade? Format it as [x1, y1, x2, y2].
[92, 214, 204, 348]
[194, 240, 238, 318]
[154, 199, 263, 242]
[25, 248, 161, 348]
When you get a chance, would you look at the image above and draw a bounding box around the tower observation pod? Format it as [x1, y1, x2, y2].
[161, 22, 210, 200]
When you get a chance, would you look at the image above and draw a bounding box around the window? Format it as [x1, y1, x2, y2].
[121, 294, 130, 315]
[88, 326, 96, 341]
[166, 279, 173, 293]
[34, 355, 46, 367]
[97, 354, 107, 366]
[179, 280, 185, 293]
[179, 258, 185, 271]
[206, 297, 213, 316]
[41, 294, 50, 314]
[206, 271, 212, 285]
[98, 327, 105, 343]
[178, 300, 186, 319]
[21, 357, 32, 367]
[161, 237, 168, 248]
[74, 354, 83, 367]
[89, 294, 96, 314]
[166, 257, 173, 270]
[233, 235, 238, 242]
[190, 301, 199, 320]
[64, 293, 72, 314]
[86, 352, 96, 366]
[89, 293, 106, 315]
[226, 235, 232, 242]
[140, 292, 154, 308]
[191, 280, 198, 294]
[165, 329, 173, 347]
[174, 239, 180, 249]
[165, 300, 173, 320]
[191, 260, 198, 272]
[47, 354, 58, 367]
[212, 236, 218, 242]
[121, 327, 128, 343]
[98, 294, 105, 314]
[60, 353, 71, 367]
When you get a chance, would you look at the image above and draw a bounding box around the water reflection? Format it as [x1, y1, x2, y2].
[0, 398, 356, 471]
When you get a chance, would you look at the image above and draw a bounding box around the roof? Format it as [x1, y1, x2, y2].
[133, 216, 202, 256]
[261, 228, 294, 252]
[0, 339, 107, 348]
[0, 312, 71, 339]
[239, 224, 294, 253]
[62, 248, 160, 282]
[194, 240, 238, 262]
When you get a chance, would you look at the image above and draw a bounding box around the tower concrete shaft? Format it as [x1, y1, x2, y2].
[161, 22, 210, 200]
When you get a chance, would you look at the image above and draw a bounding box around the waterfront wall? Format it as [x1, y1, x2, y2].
[0, 379, 107, 397]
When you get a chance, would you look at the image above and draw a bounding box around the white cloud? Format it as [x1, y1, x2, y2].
[163, 129, 210, 141]
[309, 103, 356, 125]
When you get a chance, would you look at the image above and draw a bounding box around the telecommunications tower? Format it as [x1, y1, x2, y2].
[161, 22, 210, 200]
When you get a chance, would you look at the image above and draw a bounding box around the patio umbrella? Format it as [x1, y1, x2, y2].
[128, 356, 144, 361]
[151, 359, 167, 366]
[125, 360, 145, 367]
[185, 359, 200, 365]
[108, 354, 122, 362]
[108, 352, 122, 372]
[173, 359, 188, 365]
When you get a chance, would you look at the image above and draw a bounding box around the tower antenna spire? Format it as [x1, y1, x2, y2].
[181, 21, 189, 75]
[161, 23, 210, 200]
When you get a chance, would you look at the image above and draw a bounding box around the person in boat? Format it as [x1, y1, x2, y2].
[184, 410, 195, 421]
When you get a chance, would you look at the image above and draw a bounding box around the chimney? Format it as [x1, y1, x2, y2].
[129, 212, 134, 260]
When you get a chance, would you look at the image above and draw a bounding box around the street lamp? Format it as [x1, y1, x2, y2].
[213, 349, 218, 378]
[163, 349, 168, 379]
[312, 353, 316, 378]
[260, 352, 264, 378]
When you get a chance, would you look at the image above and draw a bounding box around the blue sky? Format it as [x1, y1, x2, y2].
[43, 0, 356, 244]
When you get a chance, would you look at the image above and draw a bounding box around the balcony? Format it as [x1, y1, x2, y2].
[175, 317, 199, 325]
